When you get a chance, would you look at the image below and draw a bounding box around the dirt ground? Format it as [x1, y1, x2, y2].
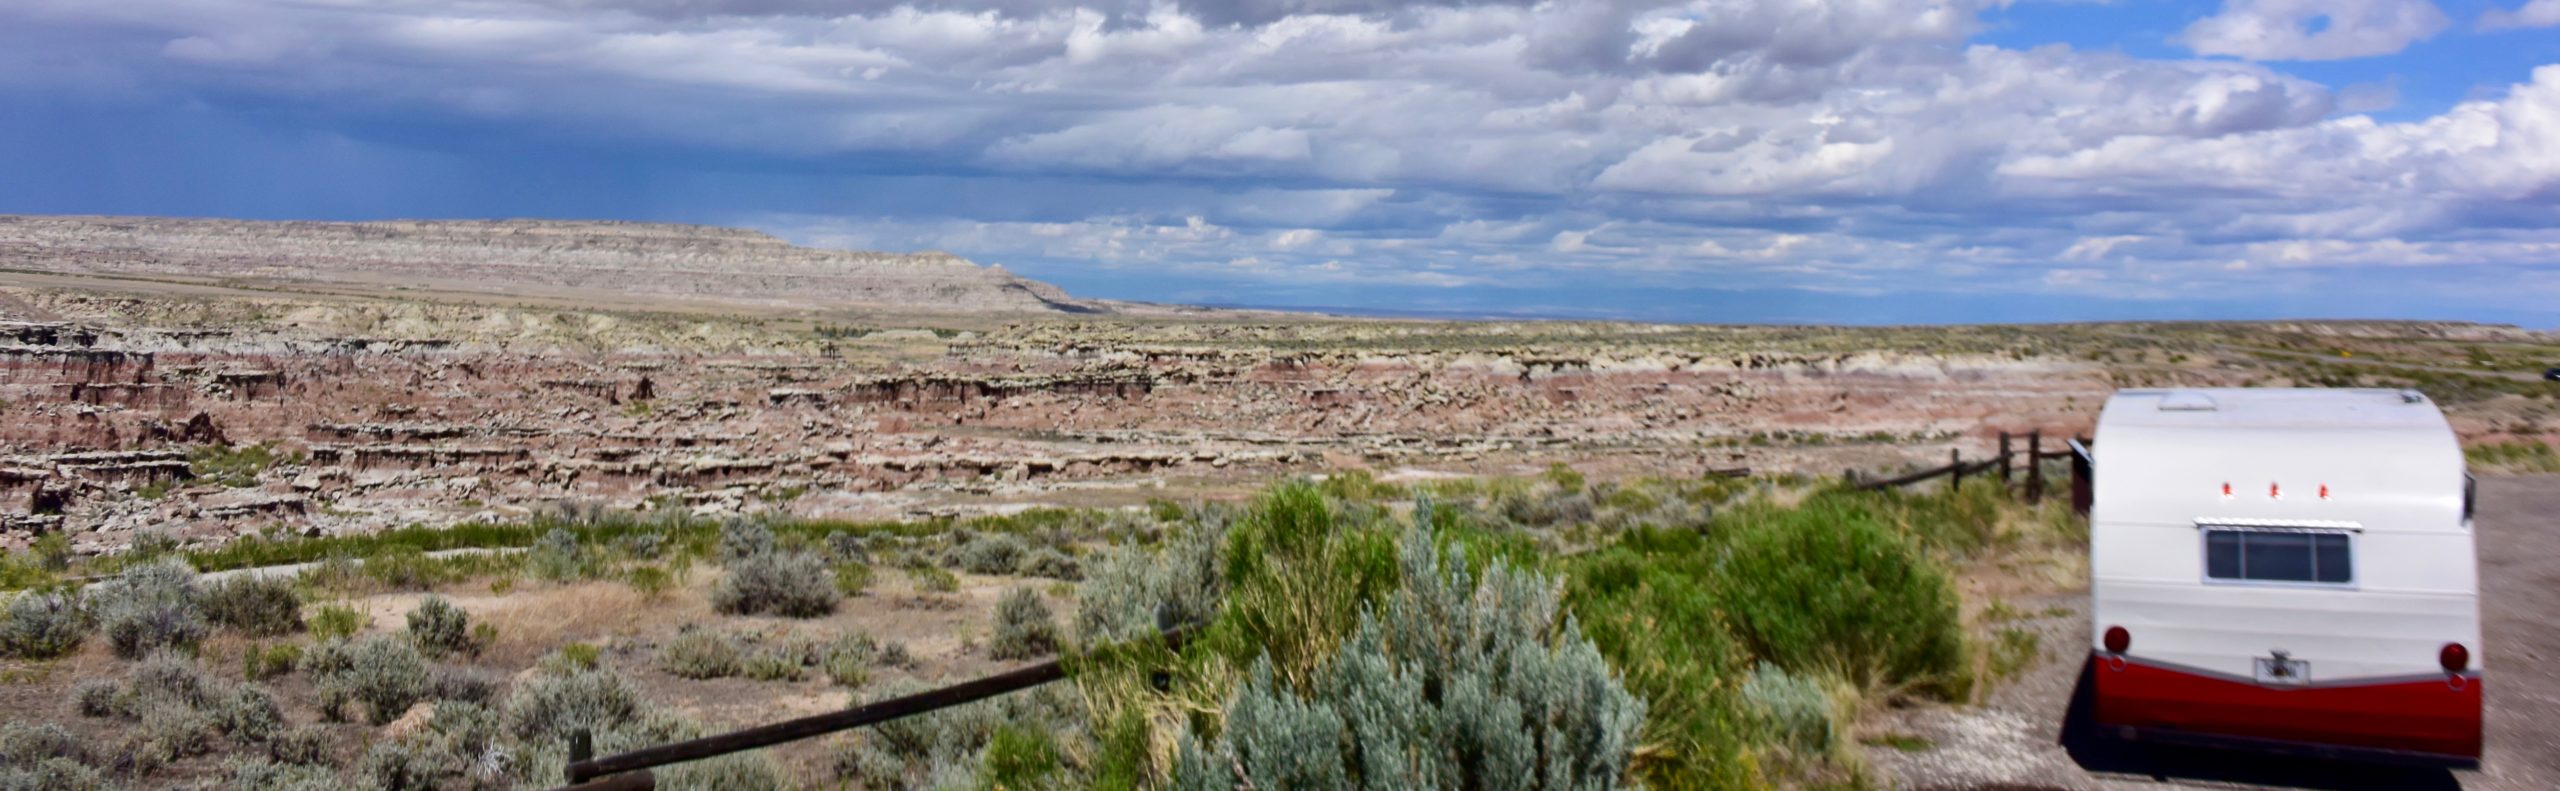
[1874, 474, 2559, 791]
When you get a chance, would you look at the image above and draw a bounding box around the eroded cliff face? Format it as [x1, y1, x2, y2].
[0, 282, 2132, 553]
[0, 215, 1096, 313]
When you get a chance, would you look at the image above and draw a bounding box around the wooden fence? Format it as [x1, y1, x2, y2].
[1850, 429, 2093, 513]
[550, 435, 2096, 790]
[551, 624, 1195, 790]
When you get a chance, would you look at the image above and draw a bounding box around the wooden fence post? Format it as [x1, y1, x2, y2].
[1998, 432, 2012, 486]
[569, 729, 593, 784]
[2026, 430, 2043, 505]
[1949, 449, 1963, 490]
[2071, 434, 2094, 515]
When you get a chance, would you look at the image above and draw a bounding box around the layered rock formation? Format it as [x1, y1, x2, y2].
[0, 215, 1095, 313]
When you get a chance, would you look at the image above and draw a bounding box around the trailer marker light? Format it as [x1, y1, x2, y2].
[2440, 643, 2469, 673]
[2104, 626, 2130, 654]
[2269, 482, 2281, 500]
[2319, 484, 2330, 500]
[2221, 482, 2232, 498]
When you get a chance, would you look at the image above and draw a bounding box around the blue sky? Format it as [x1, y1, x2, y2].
[2, 0, 2557, 326]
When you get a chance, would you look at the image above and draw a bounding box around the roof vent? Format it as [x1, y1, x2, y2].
[2400, 389, 2427, 404]
[2158, 391, 2218, 412]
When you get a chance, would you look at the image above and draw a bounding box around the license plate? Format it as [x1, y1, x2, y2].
[2254, 655, 2311, 685]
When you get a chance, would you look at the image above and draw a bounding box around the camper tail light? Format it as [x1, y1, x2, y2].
[2441, 643, 2470, 673]
[2103, 626, 2130, 654]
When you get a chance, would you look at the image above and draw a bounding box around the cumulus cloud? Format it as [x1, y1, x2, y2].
[2178, 0, 2451, 61]
[0, 0, 2555, 317]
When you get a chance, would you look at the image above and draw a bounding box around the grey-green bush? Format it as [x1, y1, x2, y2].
[92, 558, 206, 660]
[315, 635, 430, 724]
[946, 532, 1027, 575]
[503, 666, 644, 745]
[406, 595, 475, 658]
[659, 628, 743, 679]
[1019, 548, 1082, 581]
[200, 574, 304, 636]
[1739, 663, 1835, 759]
[72, 679, 120, 718]
[988, 588, 1059, 660]
[717, 519, 776, 564]
[0, 722, 103, 791]
[710, 550, 836, 618]
[823, 633, 876, 687]
[1073, 512, 1230, 644]
[526, 527, 586, 582]
[213, 683, 286, 744]
[220, 757, 338, 791]
[740, 648, 807, 682]
[0, 590, 88, 659]
[1175, 528, 1646, 791]
[267, 725, 335, 766]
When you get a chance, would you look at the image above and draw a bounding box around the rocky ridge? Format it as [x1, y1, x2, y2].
[0, 215, 1095, 313]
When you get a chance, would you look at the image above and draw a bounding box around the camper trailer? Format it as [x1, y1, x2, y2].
[2087, 388, 2481, 768]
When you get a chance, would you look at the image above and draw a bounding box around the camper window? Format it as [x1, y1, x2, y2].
[2203, 527, 2352, 585]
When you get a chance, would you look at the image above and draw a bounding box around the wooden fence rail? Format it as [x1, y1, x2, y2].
[554, 624, 1196, 789]
[1851, 430, 2092, 513]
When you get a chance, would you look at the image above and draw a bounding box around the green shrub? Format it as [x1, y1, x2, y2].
[308, 603, 367, 641]
[200, 575, 304, 636]
[1203, 483, 1402, 685]
[1990, 626, 2041, 681]
[405, 596, 477, 659]
[823, 634, 875, 687]
[989, 588, 1060, 660]
[909, 565, 960, 595]
[1565, 527, 1752, 790]
[741, 648, 807, 682]
[0, 589, 89, 659]
[626, 565, 674, 599]
[1176, 528, 1646, 791]
[660, 628, 743, 679]
[189, 443, 278, 488]
[981, 724, 1060, 789]
[91, 558, 206, 660]
[243, 642, 304, 681]
[711, 550, 837, 618]
[1714, 494, 1968, 695]
[315, 635, 430, 724]
[831, 562, 873, 597]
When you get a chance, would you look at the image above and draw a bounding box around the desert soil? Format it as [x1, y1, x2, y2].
[1874, 474, 2560, 791]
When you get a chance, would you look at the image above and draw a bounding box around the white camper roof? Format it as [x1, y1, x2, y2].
[2093, 388, 2466, 532]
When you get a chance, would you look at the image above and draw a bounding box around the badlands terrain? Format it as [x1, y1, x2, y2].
[0, 216, 2552, 549]
[0, 215, 2555, 791]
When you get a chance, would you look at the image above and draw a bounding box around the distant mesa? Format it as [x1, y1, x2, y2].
[0, 214, 1100, 314]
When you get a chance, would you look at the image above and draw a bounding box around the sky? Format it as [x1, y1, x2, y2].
[2, 1, 2557, 326]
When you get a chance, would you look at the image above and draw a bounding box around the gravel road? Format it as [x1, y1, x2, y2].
[1873, 474, 2558, 791]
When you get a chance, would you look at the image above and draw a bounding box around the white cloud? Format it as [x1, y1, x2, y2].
[2480, 0, 2560, 30]
[2178, 0, 2450, 61]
